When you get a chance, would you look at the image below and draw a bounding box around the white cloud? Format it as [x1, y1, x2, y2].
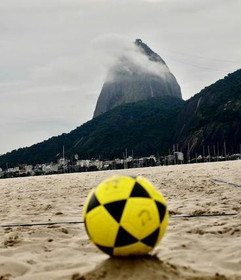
[91, 34, 170, 81]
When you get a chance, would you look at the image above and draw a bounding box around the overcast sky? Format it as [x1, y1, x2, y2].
[0, 0, 240, 155]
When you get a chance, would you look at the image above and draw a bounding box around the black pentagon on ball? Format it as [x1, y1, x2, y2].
[141, 227, 160, 247]
[86, 192, 101, 213]
[155, 201, 166, 223]
[96, 244, 114, 256]
[104, 200, 127, 223]
[130, 182, 151, 198]
[114, 226, 138, 247]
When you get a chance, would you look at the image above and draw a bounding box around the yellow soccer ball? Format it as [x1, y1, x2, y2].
[83, 175, 168, 257]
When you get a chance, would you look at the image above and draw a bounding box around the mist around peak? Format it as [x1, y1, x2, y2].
[92, 34, 171, 82]
[93, 34, 182, 118]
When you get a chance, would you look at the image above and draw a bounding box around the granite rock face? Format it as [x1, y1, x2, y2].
[174, 69, 241, 156]
[93, 39, 182, 118]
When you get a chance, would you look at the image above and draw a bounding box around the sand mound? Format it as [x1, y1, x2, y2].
[72, 256, 238, 280]
[72, 256, 190, 280]
[0, 161, 241, 279]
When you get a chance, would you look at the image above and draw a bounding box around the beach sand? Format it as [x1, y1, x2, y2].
[0, 161, 241, 279]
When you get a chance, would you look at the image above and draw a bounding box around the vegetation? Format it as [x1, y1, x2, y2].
[0, 69, 240, 168]
[175, 69, 241, 155]
[0, 96, 184, 168]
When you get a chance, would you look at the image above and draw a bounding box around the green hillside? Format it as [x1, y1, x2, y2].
[175, 69, 241, 156]
[0, 96, 184, 168]
[1, 69, 240, 168]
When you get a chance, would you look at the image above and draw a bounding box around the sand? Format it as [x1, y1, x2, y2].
[0, 160, 241, 280]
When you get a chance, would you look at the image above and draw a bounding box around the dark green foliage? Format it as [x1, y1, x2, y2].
[0, 96, 184, 168]
[1, 69, 240, 168]
[175, 69, 241, 155]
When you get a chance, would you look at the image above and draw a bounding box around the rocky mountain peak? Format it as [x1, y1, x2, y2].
[93, 39, 182, 118]
[135, 39, 166, 64]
